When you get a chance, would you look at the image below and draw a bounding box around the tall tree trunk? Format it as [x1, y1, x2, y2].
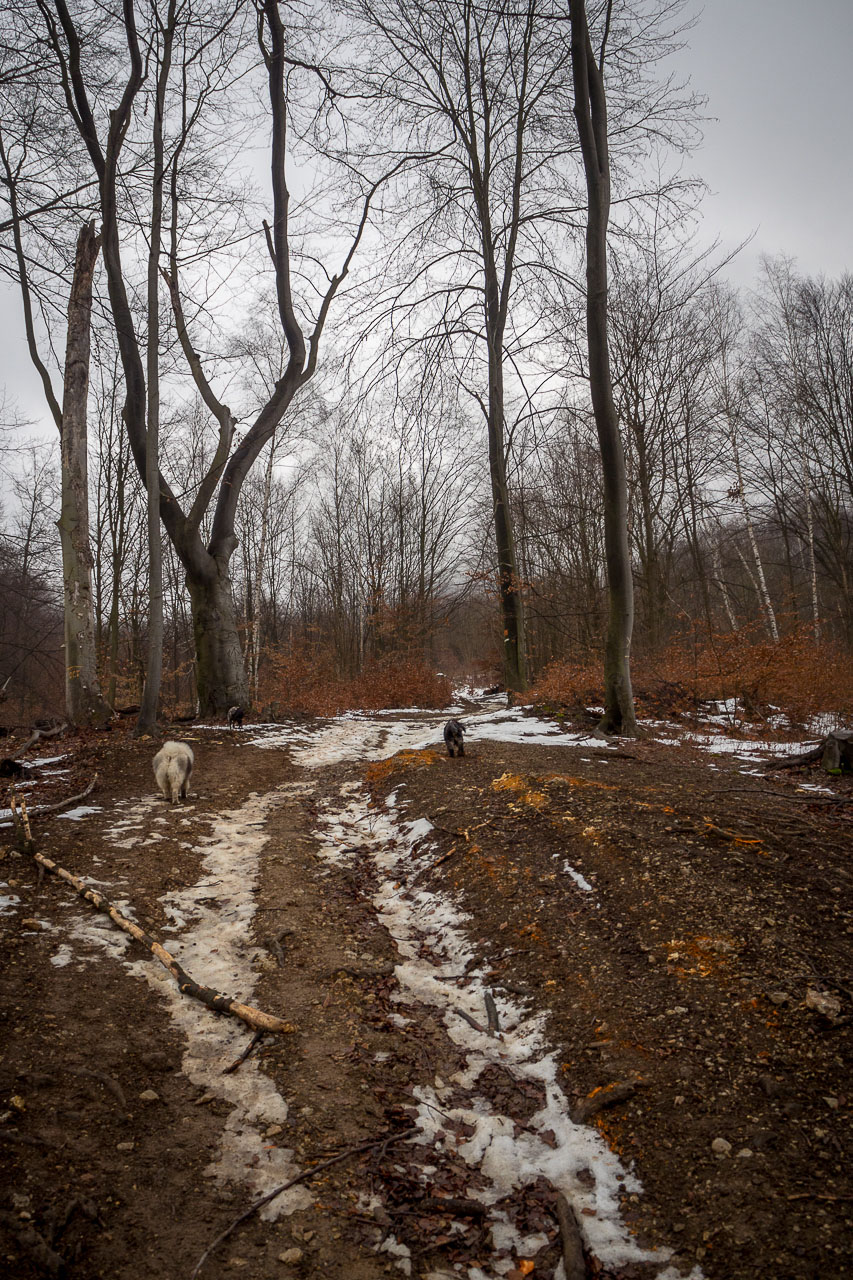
[58, 221, 111, 726]
[729, 424, 778, 642]
[1, 126, 109, 726]
[47, 0, 378, 714]
[569, 0, 636, 735]
[713, 544, 738, 632]
[487, 347, 528, 693]
[250, 431, 277, 703]
[136, 0, 175, 736]
[187, 559, 249, 716]
[800, 426, 821, 642]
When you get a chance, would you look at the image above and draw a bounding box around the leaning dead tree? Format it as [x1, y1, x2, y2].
[0, 108, 110, 727]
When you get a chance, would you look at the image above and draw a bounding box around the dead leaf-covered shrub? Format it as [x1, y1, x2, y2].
[526, 660, 605, 718]
[258, 647, 452, 717]
[348, 656, 451, 711]
[529, 623, 853, 729]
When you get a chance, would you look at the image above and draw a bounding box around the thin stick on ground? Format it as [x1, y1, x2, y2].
[484, 989, 501, 1034]
[0, 774, 99, 829]
[222, 1030, 265, 1075]
[190, 1125, 419, 1280]
[553, 1189, 590, 1280]
[12, 808, 296, 1037]
[706, 784, 850, 803]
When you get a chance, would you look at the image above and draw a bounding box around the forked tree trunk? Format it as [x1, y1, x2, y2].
[187, 563, 249, 716]
[58, 221, 111, 726]
[570, 0, 637, 736]
[48, 0, 380, 716]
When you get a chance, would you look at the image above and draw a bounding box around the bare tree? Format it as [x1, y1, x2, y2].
[22, 0, 394, 714]
[0, 89, 110, 724]
[135, 0, 179, 736]
[569, 0, 636, 733]
[340, 0, 588, 694]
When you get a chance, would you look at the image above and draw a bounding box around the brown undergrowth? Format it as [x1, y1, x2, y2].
[529, 621, 853, 728]
[258, 649, 452, 718]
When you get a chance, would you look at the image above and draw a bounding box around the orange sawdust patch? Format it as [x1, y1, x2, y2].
[631, 799, 679, 817]
[544, 774, 618, 791]
[593, 1112, 636, 1161]
[666, 933, 739, 979]
[490, 772, 547, 809]
[491, 771, 527, 792]
[702, 816, 768, 854]
[366, 748, 441, 786]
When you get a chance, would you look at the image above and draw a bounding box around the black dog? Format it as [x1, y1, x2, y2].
[0, 757, 29, 779]
[443, 719, 465, 758]
[227, 705, 245, 729]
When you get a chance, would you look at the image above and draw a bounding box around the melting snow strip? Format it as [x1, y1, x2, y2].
[312, 780, 698, 1279]
[69, 787, 312, 1220]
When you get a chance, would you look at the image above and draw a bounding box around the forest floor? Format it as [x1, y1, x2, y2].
[0, 696, 851, 1280]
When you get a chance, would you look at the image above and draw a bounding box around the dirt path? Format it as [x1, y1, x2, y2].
[1, 708, 850, 1280]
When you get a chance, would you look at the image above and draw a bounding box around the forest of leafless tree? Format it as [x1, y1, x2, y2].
[0, 0, 850, 726]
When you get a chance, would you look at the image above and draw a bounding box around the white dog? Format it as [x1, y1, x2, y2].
[153, 741, 194, 804]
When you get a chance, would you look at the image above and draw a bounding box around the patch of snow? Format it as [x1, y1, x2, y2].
[123, 787, 313, 1219]
[74, 785, 312, 1220]
[562, 862, 594, 893]
[646, 726, 824, 764]
[806, 711, 846, 736]
[248, 707, 619, 766]
[310, 781, 684, 1277]
[404, 817, 434, 842]
[0, 888, 20, 915]
[29, 754, 68, 766]
[56, 805, 102, 821]
[50, 944, 74, 967]
[379, 1235, 412, 1275]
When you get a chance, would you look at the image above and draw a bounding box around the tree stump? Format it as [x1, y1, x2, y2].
[821, 730, 853, 774]
[771, 730, 853, 774]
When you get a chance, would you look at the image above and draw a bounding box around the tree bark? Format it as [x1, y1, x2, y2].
[58, 220, 111, 726]
[187, 561, 249, 716]
[43, 0, 384, 713]
[569, 0, 636, 735]
[487, 342, 528, 694]
[0, 123, 109, 727]
[136, 0, 176, 737]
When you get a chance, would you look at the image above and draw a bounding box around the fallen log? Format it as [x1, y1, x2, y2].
[11, 796, 296, 1038]
[571, 1079, 637, 1125]
[17, 721, 70, 755]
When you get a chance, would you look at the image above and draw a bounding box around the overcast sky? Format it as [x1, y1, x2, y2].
[669, 0, 853, 282]
[2, 0, 852, 435]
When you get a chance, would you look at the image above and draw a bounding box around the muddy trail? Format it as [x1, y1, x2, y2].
[1, 701, 851, 1280]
